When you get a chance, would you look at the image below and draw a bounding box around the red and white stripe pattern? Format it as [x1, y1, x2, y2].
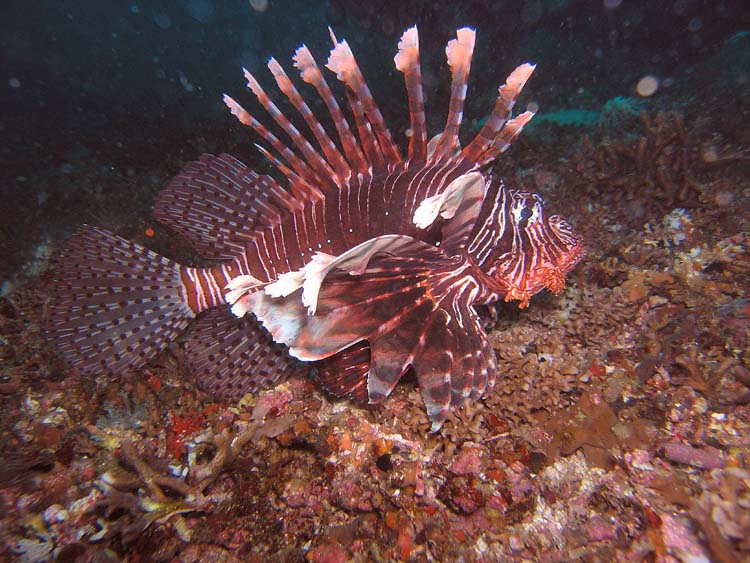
[49, 25, 585, 432]
[180, 259, 257, 314]
[465, 185, 585, 307]
[159, 25, 584, 429]
[394, 26, 427, 164]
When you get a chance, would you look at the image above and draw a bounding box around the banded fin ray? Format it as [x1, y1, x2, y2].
[154, 153, 301, 261]
[48, 226, 195, 375]
[267, 57, 351, 184]
[326, 30, 402, 168]
[477, 110, 536, 167]
[312, 341, 370, 403]
[183, 308, 297, 399]
[243, 67, 338, 191]
[461, 63, 536, 166]
[432, 28, 475, 162]
[394, 26, 427, 163]
[247, 237, 495, 430]
[293, 45, 368, 174]
[223, 94, 323, 200]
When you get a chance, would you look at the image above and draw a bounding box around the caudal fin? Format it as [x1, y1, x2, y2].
[48, 226, 195, 376]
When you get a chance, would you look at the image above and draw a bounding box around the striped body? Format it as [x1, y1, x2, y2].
[49, 26, 585, 430]
[171, 161, 476, 314]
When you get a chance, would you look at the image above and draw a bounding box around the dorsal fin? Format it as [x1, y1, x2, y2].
[243, 68, 337, 189]
[153, 153, 301, 259]
[223, 94, 320, 195]
[394, 26, 427, 164]
[293, 45, 368, 174]
[476, 110, 535, 167]
[461, 63, 535, 165]
[345, 87, 385, 169]
[267, 57, 351, 185]
[252, 143, 324, 203]
[326, 35, 403, 169]
[432, 28, 476, 162]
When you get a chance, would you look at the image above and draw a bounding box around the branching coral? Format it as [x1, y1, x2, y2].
[569, 110, 749, 229]
[571, 111, 705, 210]
[89, 421, 260, 546]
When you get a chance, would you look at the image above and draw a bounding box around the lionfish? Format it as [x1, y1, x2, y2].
[49, 26, 585, 430]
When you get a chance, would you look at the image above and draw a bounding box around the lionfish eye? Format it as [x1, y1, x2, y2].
[520, 207, 533, 221]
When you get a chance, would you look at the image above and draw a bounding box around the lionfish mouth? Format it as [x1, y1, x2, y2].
[535, 246, 585, 298]
[499, 236, 586, 309]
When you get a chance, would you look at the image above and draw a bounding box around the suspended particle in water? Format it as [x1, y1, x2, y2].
[8, 78, 21, 88]
[154, 13, 172, 29]
[603, 0, 622, 10]
[249, 0, 269, 12]
[527, 101, 539, 113]
[179, 71, 195, 92]
[636, 75, 660, 97]
[673, 0, 688, 14]
[186, 0, 213, 24]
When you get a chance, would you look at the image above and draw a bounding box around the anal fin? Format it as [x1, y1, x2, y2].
[312, 341, 370, 404]
[184, 308, 298, 400]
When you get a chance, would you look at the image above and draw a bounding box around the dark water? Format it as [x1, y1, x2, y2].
[1, 0, 747, 288]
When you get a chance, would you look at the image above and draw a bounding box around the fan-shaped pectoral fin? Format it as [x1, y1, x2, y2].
[246, 235, 495, 430]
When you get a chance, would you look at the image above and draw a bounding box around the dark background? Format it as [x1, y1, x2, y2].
[1, 0, 748, 284]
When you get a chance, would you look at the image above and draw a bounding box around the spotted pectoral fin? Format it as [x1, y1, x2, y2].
[248, 237, 495, 430]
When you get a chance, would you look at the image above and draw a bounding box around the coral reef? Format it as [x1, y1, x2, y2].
[565, 111, 748, 241]
[570, 111, 707, 214]
[2, 119, 749, 560]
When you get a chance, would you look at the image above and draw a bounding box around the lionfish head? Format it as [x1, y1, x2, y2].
[492, 189, 585, 308]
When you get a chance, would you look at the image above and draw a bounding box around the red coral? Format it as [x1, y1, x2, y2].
[166, 411, 205, 460]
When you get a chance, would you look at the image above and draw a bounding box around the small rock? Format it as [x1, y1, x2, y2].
[307, 541, 348, 563]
